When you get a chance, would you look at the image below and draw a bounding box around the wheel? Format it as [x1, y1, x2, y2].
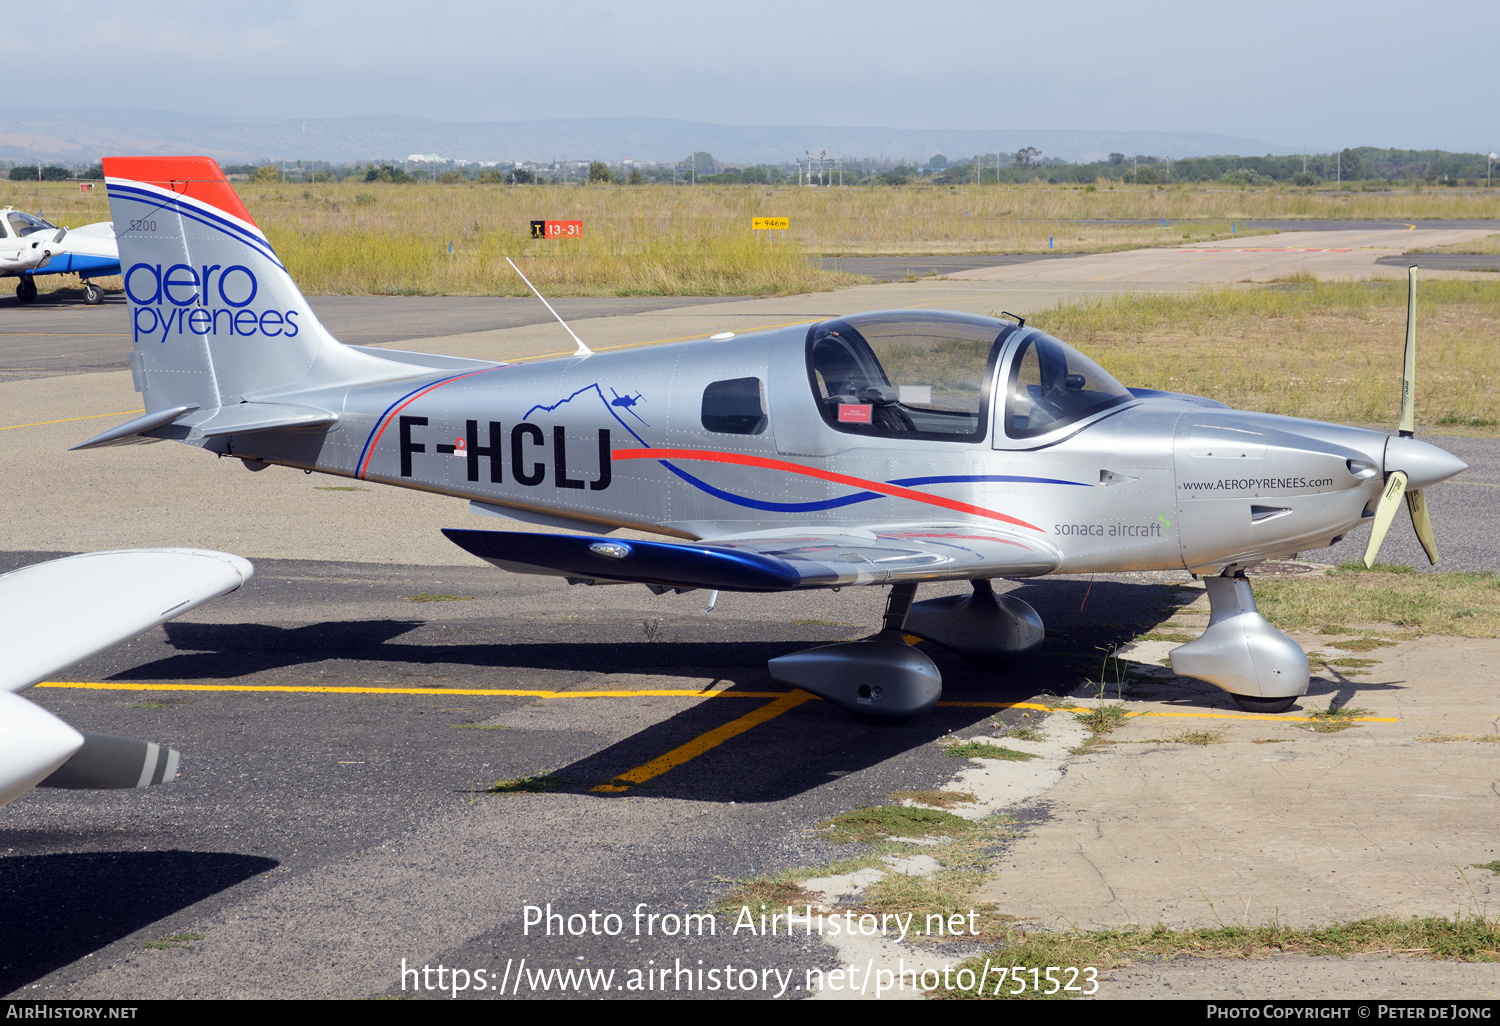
[15, 278, 37, 303]
[82, 281, 104, 305]
[1230, 693, 1298, 714]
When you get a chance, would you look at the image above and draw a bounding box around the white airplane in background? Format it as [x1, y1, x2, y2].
[0, 548, 253, 808]
[1, 207, 120, 305]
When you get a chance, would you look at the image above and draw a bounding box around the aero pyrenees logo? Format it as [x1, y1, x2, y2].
[125, 262, 299, 344]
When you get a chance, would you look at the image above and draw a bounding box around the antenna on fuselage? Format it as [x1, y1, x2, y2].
[505, 256, 593, 357]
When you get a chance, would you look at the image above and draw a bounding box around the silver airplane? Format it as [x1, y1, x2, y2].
[75, 156, 1467, 719]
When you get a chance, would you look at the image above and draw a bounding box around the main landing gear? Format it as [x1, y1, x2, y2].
[14, 277, 37, 303]
[1169, 570, 1310, 714]
[768, 579, 1045, 718]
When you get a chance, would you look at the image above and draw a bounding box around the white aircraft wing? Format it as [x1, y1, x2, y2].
[0, 548, 253, 694]
[442, 524, 1059, 590]
[0, 548, 252, 808]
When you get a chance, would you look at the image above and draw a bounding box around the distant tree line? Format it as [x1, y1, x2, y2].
[4, 146, 1493, 188]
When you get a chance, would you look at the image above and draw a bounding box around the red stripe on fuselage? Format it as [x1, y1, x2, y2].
[357, 370, 494, 479]
[613, 448, 1045, 533]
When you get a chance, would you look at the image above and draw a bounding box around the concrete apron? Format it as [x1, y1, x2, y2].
[981, 634, 1500, 932]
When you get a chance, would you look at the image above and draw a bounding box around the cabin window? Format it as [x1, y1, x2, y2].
[6, 211, 55, 238]
[805, 311, 1010, 442]
[701, 377, 768, 434]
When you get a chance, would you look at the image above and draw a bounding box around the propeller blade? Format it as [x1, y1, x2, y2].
[1405, 487, 1438, 565]
[1399, 266, 1416, 437]
[1363, 470, 1409, 568]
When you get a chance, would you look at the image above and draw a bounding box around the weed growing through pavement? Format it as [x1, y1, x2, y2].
[485, 774, 572, 794]
[945, 740, 1038, 762]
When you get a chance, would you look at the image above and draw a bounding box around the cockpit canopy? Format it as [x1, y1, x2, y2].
[805, 310, 1133, 443]
[3, 210, 56, 238]
[1004, 330, 1134, 439]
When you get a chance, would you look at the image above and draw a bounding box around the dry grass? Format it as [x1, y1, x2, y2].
[1416, 232, 1500, 255]
[1254, 567, 1500, 638]
[7, 178, 1497, 297]
[1030, 279, 1500, 428]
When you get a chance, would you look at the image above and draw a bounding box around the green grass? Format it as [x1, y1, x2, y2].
[1168, 729, 1225, 746]
[931, 915, 1500, 999]
[408, 593, 473, 603]
[1475, 861, 1500, 875]
[1306, 706, 1373, 733]
[143, 933, 203, 950]
[127, 703, 165, 709]
[1075, 705, 1128, 735]
[945, 740, 1038, 761]
[821, 805, 975, 844]
[889, 790, 979, 809]
[715, 873, 820, 916]
[485, 773, 571, 794]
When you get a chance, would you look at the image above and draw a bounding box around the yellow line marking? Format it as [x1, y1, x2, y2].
[0, 409, 143, 432]
[35, 681, 790, 699]
[35, 682, 1397, 723]
[939, 699, 1395, 723]
[590, 690, 816, 793]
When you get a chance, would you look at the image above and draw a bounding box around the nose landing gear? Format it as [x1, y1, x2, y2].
[15, 277, 38, 303]
[1169, 570, 1310, 714]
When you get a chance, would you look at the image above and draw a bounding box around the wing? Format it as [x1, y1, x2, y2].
[0, 549, 253, 807]
[442, 525, 1059, 591]
[0, 549, 254, 693]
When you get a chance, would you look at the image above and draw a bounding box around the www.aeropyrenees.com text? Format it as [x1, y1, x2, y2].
[1181, 476, 1334, 491]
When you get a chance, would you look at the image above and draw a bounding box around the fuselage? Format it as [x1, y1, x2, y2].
[221, 314, 1426, 580]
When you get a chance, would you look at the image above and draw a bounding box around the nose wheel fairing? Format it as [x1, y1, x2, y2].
[1169, 572, 1310, 712]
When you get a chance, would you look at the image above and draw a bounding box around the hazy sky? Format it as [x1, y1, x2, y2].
[18, 1, 1499, 151]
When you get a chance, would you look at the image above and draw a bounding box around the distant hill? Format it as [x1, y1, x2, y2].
[0, 107, 1292, 166]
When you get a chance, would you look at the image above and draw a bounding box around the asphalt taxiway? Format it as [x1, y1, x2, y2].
[2, 235, 1498, 999]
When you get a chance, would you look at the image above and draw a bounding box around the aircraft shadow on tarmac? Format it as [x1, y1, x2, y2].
[0, 850, 277, 994]
[75, 579, 1391, 803]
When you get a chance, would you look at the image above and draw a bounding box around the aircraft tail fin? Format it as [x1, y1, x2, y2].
[102, 156, 391, 418]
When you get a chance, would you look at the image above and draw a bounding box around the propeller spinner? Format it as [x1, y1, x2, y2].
[1363, 266, 1467, 567]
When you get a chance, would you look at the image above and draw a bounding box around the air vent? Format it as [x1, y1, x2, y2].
[1250, 505, 1292, 523]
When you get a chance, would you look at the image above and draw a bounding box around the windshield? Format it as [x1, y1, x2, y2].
[1004, 330, 1134, 438]
[6, 211, 56, 238]
[806, 311, 1012, 441]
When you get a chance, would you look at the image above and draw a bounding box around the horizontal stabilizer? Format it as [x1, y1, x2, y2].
[38, 732, 180, 790]
[70, 404, 198, 450]
[442, 529, 802, 592]
[348, 345, 504, 374]
[191, 401, 338, 438]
